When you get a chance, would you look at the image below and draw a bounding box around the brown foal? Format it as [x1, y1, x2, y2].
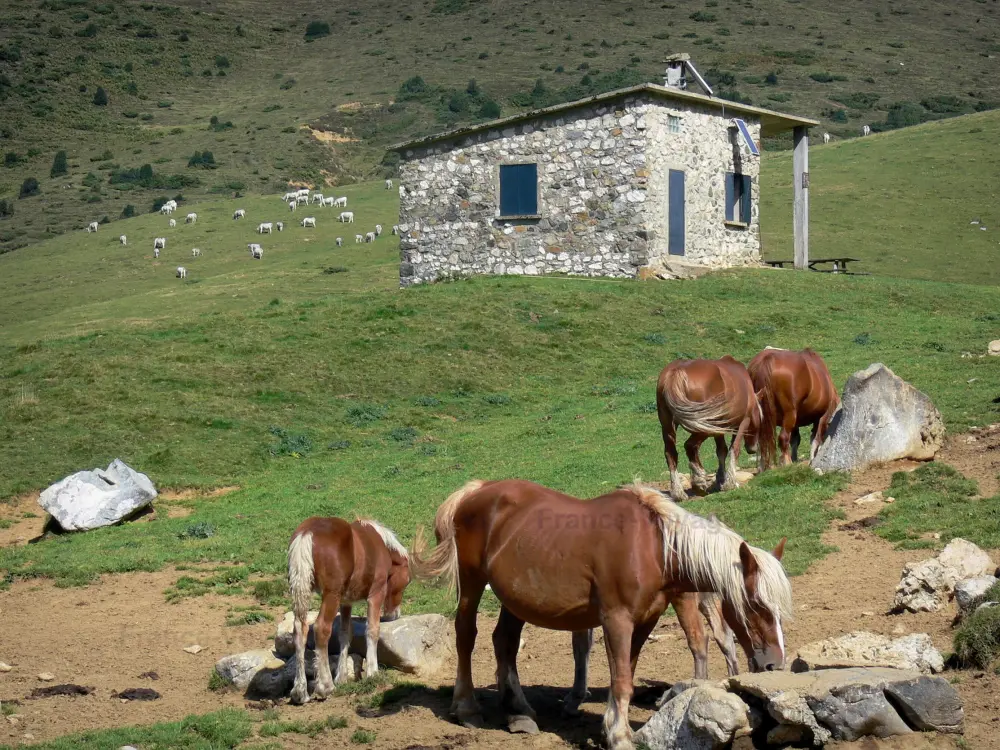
[412, 479, 792, 750]
[287, 516, 411, 705]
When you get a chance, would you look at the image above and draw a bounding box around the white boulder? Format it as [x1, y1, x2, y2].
[635, 685, 752, 750]
[893, 539, 995, 613]
[37, 459, 157, 531]
[791, 632, 943, 674]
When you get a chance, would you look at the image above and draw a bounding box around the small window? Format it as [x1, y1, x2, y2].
[499, 163, 538, 217]
[668, 115, 682, 134]
[725, 172, 751, 225]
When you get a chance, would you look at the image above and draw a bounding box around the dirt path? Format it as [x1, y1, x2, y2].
[1, 435, 998, 748]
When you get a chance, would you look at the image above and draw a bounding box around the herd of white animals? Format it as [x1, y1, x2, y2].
[83, 186, 401, 281]
[821, 125, 872, 144]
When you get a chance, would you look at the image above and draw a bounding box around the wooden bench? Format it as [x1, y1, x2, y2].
[765, 257, 870, 275]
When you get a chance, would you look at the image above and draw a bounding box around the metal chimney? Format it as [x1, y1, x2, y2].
[663, 53, 714, 96]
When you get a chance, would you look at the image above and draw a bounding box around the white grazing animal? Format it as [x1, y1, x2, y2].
[334, 196, 347, 207]
[391, 225, 399, 235]
[120, 235, 127, 245]
[312, 193, 324, 204]
[862, 125, 871, 136]
[177, 266, 187, 278]
[301, 217, 316, 228]
[375, 224, 383, 236]
[365, 231, 376, 243]
[186, 212, 197, 223]
[823, 133, 830, 144]
[336, 237, 343, 246]
[258, 222, 273, 234]
[234, 209, 246, 220]
[355, 234, 363, 243]
[154, 237, 166, 249]
[192, 248, 201, 257]
[154, 247, 160, 259]
[86, 221, 99, 233]
[386, 179, 393, 190]
[276, 222, 284, 232]
[169, 218, 177, 227]
[288, 201, 296, 212]
[339, 211, 354, 223]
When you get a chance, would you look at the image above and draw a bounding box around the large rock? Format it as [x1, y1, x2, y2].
[812, 364, 944, 473]
[893, 539, 995, 613]
[215, 649, 284, 690]
[728, 667, 963, 744]
[274, 612, 452, 678]
[37, 459, 157, 531]
[954, 576, 998, 616]
[635, 685, 752, 750]
[792, 632, 943, 674]
[765, 689, 831, 746]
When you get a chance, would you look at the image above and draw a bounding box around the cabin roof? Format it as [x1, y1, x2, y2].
[391, 82, 820, 153]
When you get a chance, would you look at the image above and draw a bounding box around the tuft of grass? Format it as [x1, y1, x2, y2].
[268, 427, 313, 457]
[259, 715, 346, 737]
[208, 671, 233, 692]
[483, 394, 512, 406]
[414, 396, 441, 407]
[178, 521, 215, 539]
[345, 403, 387, 427]
[225, 606, 271, 626]
[592, 378, 637, 396]
[954, 590, 1000, 669]
[252, 578, 287, 605]
[350, 729, 377, 744]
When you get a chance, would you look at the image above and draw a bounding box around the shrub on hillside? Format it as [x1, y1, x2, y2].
[953, 582, 1000, 668]
[208, 115, 234, 131]
[690, 11, 716, 21]
[187, 151, 217, 169]
[398, 76, 427, 98]
[304, 20, 330, 41]
[75, 22, 98, 37]
[214, 55, 230, 69]
[4, 152, 19, 168]
[885, 101, 925, 129]
[93, 87, 108, 106]
[829, 109, 848, 123]
[0, 199, 12, 218]
[120, 204, 136, 218]
[112, 164, 198, 190]
[833, 92, 880, 110]
[50, 150, 68, 178]
[19, 178, 40, 198]
[765, 72, 779, 85]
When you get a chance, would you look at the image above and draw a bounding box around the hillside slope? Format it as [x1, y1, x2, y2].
[1, 0, 998, 252]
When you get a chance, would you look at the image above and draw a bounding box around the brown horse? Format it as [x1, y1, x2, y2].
[748, 347, 840, 469]
[287, 517, 411, 705]
[656, 356, 762, 501]
[412, 479, 792, 750]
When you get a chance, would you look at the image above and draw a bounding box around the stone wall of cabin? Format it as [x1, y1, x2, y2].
[396, 96, 653, 287]
[643, 105, 762, 267]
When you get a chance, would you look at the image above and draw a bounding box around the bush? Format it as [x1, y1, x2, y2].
[304, 20, 331, 40]
[75, 22, 98, 37]
[50, 150, 68, 178]
[279, 78, 295, 90]
[920, 95, 969, 114]
[690, 11, 716, 21]
[810, 72, 834, 83]
[18, 178, 40, 198]
[829, 109, 848, 123]
[832, 92, 879, 110]
[209, 115, 234, 131]
[480, 99, 501, 118]
[120, 204, 136, 218]
[765, 72, 779, 85]
[4, 152, 19, 167]
[953, 584, 1000, 668]
[214, 55, 230, 69]
[398, 75, 427, 98]
[0, 199, 12, 218]
[885, 101, 924, 129]
[187, 151, 217, 169]
[93, 86, 108, 106]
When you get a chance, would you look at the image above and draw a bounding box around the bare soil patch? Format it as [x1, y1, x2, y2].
[1, 442, 998, 748]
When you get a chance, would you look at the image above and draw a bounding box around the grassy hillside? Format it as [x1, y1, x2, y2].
[1, 181, 999, 604]
[1, 0, 998, 252]
[761, 109, 1000, 285]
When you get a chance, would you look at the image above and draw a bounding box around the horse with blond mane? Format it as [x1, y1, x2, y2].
[656, 356, 761, 502]
[412, 479, 792, 750]
[748, 347, 839, 469]
[286, 516, 411, 705]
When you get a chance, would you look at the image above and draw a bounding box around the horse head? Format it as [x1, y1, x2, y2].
[382, 550, 412, 622]
[722, 539, 788, 672]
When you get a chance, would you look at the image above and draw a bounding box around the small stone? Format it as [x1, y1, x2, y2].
[855, 491, 884, 505]
[37, 673, 54, 681]
[22, 734, 33, 741]
[183, 645, 203, 654]
[989, 340, 1000, 356]
[0, 662, 12, 672]
[7, 716, 19, 726]
[862, 611, 875, 617]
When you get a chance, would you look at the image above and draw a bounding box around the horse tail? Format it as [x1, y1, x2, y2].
[754, 356, 779, 470]
[287, 530, 315, 621]
[660, 369, 735, 435]
[410, 480, 485, 596]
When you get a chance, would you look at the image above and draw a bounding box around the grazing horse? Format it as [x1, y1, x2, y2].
[748, 348, 839, 468]
[412, 479, 791, 750]
[287, 517, 412, 705]
[656, 356, 761, 502]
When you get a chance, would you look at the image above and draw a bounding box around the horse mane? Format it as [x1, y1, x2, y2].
[660, 369, 738, 435]
[627, 482, 793, 625]
[356, 518, 409, 561]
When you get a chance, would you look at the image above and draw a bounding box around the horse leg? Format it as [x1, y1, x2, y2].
[601, 612, 636, 750]
[699, 594, 740, 677]
[563, 629, 594, 717]
[720, 417, 750, 492]
[629, 618, 658, 679]
[790, 427, 802, 464]
[812, 407, 835, 461]
[685, 434, 710, 494]
[778, 413, 796, 466]
[363, 587, 386, 679]
[452, 577, 487, 728]
[661, 414, 686, 501]
[313, 596, 342, 698]
[289, 598, 315, 705]
[492, 607, 537, 734]
[333, 604, 354, 685]
[673, 594, 710, 680]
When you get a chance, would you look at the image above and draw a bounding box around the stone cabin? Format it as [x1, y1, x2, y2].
[392, 82, 818, 287]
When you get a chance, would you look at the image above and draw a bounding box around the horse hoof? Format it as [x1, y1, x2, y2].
[562, 702, 582, 717]
[289, 691, 310, 706]
[508, 715, 539, 734]
[455, 713, 485, 730]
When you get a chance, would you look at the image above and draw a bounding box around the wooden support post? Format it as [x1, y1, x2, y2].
[793, 126, 809, 269]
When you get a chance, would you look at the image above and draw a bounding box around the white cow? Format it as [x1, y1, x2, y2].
[296, 195, 309, 205]
[192, 248, 201, 257]
[323, 196, 336, 207]
[365, 231, 376, 243]
[251, 246, 263, 259]
[296, 188, 310, 198]
[355, 234, 363, 243]
[862, 125, 871, 136]
[86, 221, 99, 233]
[398, 186, 405, 199]
[301, 217, 316, 228]
[120, 235, 127, 246]
[276, 222, 284, 232]
[234, 209, 246, 220]
[391, 225, 399, 235]
[177, 266, 187, 278]
[312, 193, 325, 204]
[334, 196, 347, 207]
[154, 247, 160, 259]
[154, 237, 166, 250]
[375, 224, 383, 236]
[339, 211, 354, 223]
[186, 212, 197, 224]
[160, 204, 175, 215]
[336, 237, 343, 246]
[248, 242, 262, 253]
[281, 192, 296, 202]
[288, 201, 296, 212]
[258, 222, 273, 234]
[169, 218, 177, 227]
[823, 132, 830, 144]
[385, 179, 393, 190]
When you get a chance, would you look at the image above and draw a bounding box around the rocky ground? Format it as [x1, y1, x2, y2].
[0, 432, 998, 749]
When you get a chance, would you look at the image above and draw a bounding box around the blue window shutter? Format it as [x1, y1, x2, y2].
[740, 175, 752, 224]
[500, 164, 538, 216]
[724, 172, 735, 222]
